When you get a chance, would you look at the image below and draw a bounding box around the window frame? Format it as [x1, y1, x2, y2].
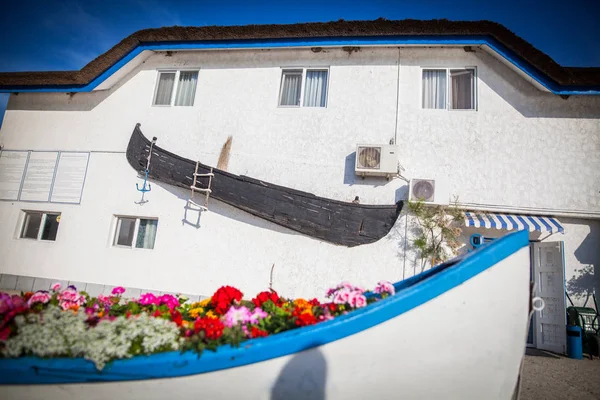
[277, 67, 330, 108]
[420, 67, 477, 111]
[152, 69, 200, 107]
[112, 215, 158, 250]
[18, 210, 61, 242]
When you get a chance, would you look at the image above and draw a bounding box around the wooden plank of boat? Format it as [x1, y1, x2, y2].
[0, 230, 532, 399]
[125, 123, 403, 247]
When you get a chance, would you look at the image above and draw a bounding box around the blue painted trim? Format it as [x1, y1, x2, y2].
[0, 229, 529, 385]
[1, 36, 598, 95]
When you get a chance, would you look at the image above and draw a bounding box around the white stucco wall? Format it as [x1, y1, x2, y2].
[0, 46, 598, 301]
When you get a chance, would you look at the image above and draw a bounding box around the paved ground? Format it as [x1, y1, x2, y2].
[520, 352, 600, 400]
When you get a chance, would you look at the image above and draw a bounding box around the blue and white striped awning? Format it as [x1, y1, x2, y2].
[464, 212, 565, 234]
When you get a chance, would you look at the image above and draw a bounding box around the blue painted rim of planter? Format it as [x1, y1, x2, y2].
[0, 229, 529, 385]
[0, 36, 598, 95]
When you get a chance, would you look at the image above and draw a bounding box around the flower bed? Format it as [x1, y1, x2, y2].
[0, 281, 395, 370]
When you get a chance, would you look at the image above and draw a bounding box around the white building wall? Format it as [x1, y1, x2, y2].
[0, 46, 598, 301]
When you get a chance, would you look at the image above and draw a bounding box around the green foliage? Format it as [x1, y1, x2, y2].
[407, 198, 464, 271]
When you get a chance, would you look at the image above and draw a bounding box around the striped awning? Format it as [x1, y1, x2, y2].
[464, 212, 564, 234]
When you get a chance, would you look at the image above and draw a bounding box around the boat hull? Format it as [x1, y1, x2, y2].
[0, 231, 531, 400]
[125, 124, 403, 247]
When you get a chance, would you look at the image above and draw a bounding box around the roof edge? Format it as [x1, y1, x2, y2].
[0, 19, 599, 95]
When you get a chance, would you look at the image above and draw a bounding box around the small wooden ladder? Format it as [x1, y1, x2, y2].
[189, 162, 214, 211]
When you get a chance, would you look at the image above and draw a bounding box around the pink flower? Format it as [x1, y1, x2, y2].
[139, 293, 158, 306]
[97, 294, 112, 306]
[27, 291, 51, 306]
[326, 281, 364, 299]
[241, 324, 250, 337]
[59, 300, 73, 310]
[51, 283, 62, 292]
[249, 307, 268, 323]
[223, 306, 252, 328]
[341, 281, 364, 293]
[374, 280, 395, 296]
[158, 294, 179, 310]
[333, 288, 352, 305]
[111, 286, 125, 296]
[58, 287, 79, 302]
[349, 293, 367, 308]
[322, 308, 334, 321]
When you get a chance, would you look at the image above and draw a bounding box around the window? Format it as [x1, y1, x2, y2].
[20, 211, 61, 241]
[279, 68, 328, 107]
[153, 70, 198, 106]
[422, 68, 476, 110]
[113, 217, 158, 249]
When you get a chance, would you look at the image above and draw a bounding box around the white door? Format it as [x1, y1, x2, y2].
[533, 242, 566, 354]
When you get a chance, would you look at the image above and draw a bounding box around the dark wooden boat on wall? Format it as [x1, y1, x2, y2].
[125, 124, 403, 247]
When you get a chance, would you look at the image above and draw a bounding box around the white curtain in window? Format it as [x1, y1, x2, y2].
[279, 71, 302, 106]
[422, 70, 447, 109]
[136, 219, 158, 249]
[154, 73, 176, 105]
[174, 71, 198, 106]
[303, 70, 328, 107]
[450, 70, 474, 109]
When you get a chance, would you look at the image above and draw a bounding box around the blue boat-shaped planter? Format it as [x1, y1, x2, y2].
[0, 230, 532, 400]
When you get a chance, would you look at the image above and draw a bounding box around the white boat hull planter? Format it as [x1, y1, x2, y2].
[0, 230, 531, 400]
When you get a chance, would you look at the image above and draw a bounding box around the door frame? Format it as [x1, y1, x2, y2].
[527, 243, 536, 347]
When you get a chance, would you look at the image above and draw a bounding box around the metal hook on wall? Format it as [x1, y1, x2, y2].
[135, 136, 157, 205]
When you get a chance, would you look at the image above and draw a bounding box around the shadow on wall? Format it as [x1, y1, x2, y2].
[151, 179, 307, 240]
[568, 222, 600, 306]
[271, 347, 327, 400]
[567, 265, 596, 304]
[475, 50, 600, 119]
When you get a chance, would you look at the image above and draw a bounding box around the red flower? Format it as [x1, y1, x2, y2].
[327, 303, 337, 312]
[126, 311, 132, 319]
[211, 286, 243, 315]
[309, 298, 320, 307]
[250, 326, 269, 338]
[0, 326, 11, 341]
[23, 292, 34, 302]
[170, 310, 183, 327]
[194, 316, 224, 340]
[252, 290, 282, 308]
[294, 311, 317, 327]
[153, 310, 162, 318]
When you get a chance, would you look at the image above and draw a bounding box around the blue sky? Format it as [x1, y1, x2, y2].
[0, 0, 599, 126]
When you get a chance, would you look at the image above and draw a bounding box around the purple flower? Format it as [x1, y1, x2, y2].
[0, 293, 21, 314]
[111, 286, 126, 296]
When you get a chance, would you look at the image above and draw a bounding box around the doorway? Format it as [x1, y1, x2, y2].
[529, 241, 567, 354]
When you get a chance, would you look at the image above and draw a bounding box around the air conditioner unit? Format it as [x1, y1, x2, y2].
[408, 178, 449, 205]
[354, 144, 399, 179]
